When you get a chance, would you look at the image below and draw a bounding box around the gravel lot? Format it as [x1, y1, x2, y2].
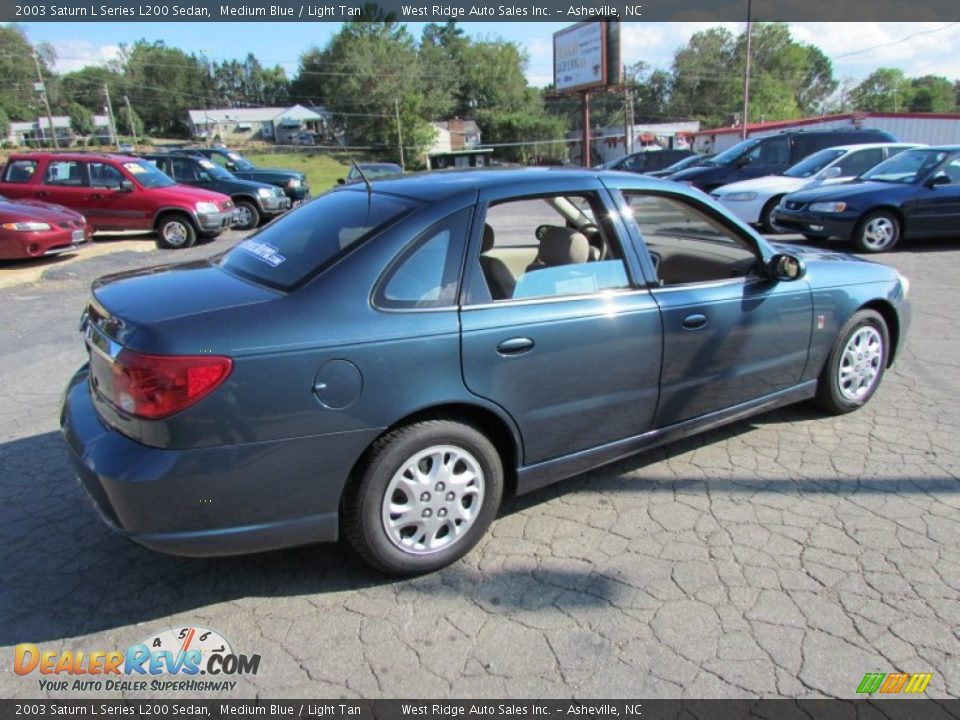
[1, 229, 957, 699]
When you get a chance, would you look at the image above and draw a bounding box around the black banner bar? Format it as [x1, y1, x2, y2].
[3, 0, 960, 22]
[1, 700, 960, 720]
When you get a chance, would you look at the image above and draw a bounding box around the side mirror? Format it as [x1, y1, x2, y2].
[737, 156, 753, 168]
[119, 179, 135, 192]
[925, 174, 950, 188]
[769, 253, 805, 281]
[821, 166, 842, 180]
[337, 178, 345, 185]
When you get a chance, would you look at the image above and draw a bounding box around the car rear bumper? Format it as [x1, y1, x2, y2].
[60, 365, 379, 557]
[772, 208, 857, 238]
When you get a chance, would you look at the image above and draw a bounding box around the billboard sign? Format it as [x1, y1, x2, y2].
[553, 22, 608, 93]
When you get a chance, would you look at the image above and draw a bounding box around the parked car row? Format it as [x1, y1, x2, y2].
[0, 148, 309, 256]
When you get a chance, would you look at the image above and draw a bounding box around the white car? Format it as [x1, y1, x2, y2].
[710, 143, 922, 232]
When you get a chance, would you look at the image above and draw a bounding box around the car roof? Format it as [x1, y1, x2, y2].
[335, 167, 677, 202]
[815, 142, 925, 152]
[7, 152, 141, 162]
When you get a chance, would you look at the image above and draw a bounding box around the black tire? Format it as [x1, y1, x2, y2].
[155, 214, 197, 250]
[759, 196, 784, 234]
[233, 200, 261, 231]
[342, 419, 504, 576]
[854, 210, 900, 254]
[815, 309, 889, 415]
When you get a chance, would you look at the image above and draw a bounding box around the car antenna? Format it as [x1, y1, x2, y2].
[333, 130, 373, 195]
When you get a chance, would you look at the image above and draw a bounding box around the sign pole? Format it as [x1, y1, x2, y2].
[582, 91, 591, 168]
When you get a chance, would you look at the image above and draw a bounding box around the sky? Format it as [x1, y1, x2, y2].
[13, 21, 960, 89]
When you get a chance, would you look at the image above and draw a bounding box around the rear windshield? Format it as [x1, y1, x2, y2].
[217, 189, 417, 289]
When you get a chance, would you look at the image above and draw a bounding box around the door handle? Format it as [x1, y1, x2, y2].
[496, 337, 535, 355]
[35, 191, 49, 198]
[682, 313, 708, 330]
[89, 194, 104, 200]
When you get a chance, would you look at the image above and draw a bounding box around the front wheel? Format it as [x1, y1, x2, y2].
[854, 210, 900, 253]
[233, 200, 261, 231]
[759, 196, 784, 234]
[815, 309, 889, 414]
[342, 420, 503, 576]
[156, 215, 197, 250]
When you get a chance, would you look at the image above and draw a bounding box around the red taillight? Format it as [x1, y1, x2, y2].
[109, 350, 233, 419]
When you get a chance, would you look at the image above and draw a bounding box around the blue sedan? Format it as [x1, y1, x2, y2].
[61, 168, 910, 575]
[774, 146, 960, 253]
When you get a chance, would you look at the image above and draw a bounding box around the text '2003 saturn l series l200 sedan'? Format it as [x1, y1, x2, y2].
[61, 168, 911, 576]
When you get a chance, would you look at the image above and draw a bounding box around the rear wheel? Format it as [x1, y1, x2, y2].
[854, 210, 900, 253]
[155, 214, 197, 250]
[233, 200, 261, 231]
[815, 309, 889, 414]
[342, 419, 503, 576]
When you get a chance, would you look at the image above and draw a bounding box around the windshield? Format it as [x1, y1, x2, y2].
[197, 158, 233, 180]
[226, 152, 257, 171]
[783, 148, 847, 178]
[861, 149, 947, 184]
[218, 189, 417, 289]
[711, 139, 760, 166]
[122, 161, 175, 189]
[664, 155, 708, 173]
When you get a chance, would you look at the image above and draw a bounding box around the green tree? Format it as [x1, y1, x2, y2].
[418, 22, 466, 121]
[908, 75, 956, 112]
[66, 101, 94, 136]
[0, 25, 55, 121]
[850, 68, 913, 113]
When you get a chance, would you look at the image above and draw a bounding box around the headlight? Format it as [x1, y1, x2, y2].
[257, 188, 273, 198]
[2, 222, 51, 231]
[286, 178, 301, 188]
[195, 201, 219, 214]
[722, 192, 757, 202]
[809, 201, 848, 213]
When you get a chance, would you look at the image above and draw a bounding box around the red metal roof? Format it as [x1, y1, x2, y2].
[693, 111, 960, 137]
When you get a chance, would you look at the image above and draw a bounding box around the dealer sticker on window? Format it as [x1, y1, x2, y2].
[237, 239, 286, 267]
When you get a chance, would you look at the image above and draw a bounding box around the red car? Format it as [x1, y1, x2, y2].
[0, 194, 91, 260]
[0, 152, 235, 249]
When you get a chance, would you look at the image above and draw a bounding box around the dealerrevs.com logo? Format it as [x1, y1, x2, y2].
[15, 626, 260, 693]
[856, 672, 933, 694]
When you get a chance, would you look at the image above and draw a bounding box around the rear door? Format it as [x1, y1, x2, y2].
[460, 180, 663, 466]
[35, 158, 90, 212]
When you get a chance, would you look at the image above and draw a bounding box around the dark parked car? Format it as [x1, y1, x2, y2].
[143, 153, 291, 230]
[598, 148, 696, 174]
[338, 162, 403, 185]
[774, 146, 960, 253]
[645, 153, 715, 178]
[0, 153, 235, 250]
[670, 129, 898, 192]
[178, 148, 310, 203]
[62, 169, 910, 575]
[0, 194, 91, 259]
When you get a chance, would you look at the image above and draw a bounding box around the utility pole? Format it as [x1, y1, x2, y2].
[623, 65, 632, 155]
[394, 98, 405, 171]
[123, 95, 138, 150]
[741, 0, 753, 140]
[32, 50, 59, 150]
[582, 91, 591, 167]
[103, 84, 119, 149]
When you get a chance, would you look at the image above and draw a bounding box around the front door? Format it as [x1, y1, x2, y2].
[459, 182, 663, 465]
[907, 154, 960, 237]
[82, 161, 152, 231]
[613, 186, 812, 428]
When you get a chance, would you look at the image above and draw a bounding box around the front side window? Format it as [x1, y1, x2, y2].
[930, 157, 960, 185]
[376, 208, 470, 309]
[218, 189, 417, 290]
[87, 162, 125, 189]
[43, 160, 84, 187]
[467, 193, 631, 304]
[170, 159, 202, 183]
[621, 191, 758, 286]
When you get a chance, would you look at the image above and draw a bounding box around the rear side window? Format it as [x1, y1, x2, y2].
[3, 160, 38, 183]
[218, 189, 417, 290]
[835, 148, 884, 177]
[44, 160, 85, 187]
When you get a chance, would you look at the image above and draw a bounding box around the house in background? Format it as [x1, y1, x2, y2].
[186, 105, 330, 145]
[426, 119, 491, 169]
[5, 116, 75, 146]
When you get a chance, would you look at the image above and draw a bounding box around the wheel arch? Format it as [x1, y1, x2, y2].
[858, 299, 901, 366]
[153, 207, 199, 231]
[345, 402, 523, 502]
[858, 205, 906, 234]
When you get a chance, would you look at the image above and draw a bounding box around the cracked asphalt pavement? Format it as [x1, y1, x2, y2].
[1, 230, 958, 700]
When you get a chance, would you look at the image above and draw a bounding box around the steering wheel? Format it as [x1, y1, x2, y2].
[578, 223, 606, 261]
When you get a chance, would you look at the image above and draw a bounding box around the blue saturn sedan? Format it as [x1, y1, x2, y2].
[774, 146, 960, 253]
[61, 168, 911, 575]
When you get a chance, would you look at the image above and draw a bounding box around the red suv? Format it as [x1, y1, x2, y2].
[0, 153, 236, 249]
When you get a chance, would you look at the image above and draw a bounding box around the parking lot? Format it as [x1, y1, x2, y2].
[1, 227, 958, 699]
